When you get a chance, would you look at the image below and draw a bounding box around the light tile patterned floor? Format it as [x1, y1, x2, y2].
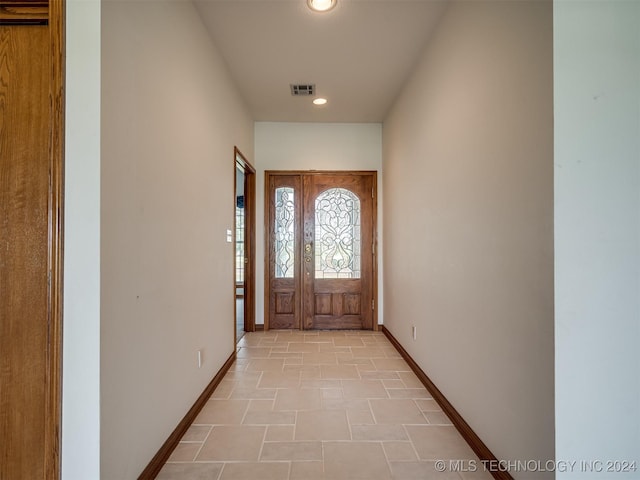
[157, 330, 492, 480]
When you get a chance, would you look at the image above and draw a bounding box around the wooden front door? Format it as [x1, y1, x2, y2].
[266, 171, 376, 330]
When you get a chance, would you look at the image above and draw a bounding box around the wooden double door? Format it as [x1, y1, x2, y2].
[266, 171, 377, 330]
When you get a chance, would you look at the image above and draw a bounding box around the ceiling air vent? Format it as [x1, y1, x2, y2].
[290, 84, 316, 96]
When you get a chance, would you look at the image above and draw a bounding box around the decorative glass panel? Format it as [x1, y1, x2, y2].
[275, 187, 295, 278]
[315, 188, 361, 279]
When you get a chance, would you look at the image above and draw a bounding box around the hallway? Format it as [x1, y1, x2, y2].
[157, 331, 489, 480]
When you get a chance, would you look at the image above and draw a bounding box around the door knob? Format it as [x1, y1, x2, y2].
[305, 243, 312, 253]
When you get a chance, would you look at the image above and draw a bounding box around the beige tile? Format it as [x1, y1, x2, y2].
[405, 425, 476, 460]
[382, 347, 402, 358]
[372, 358, 412, 371]
[337, 356, 375, 367]
[389, 461, 462, 479]
[246, 358, 285, 372]
[320, 365, 359, 379]
[181, 424, 211, 442]
[290, 461, 325, 480]
[274, 388, 322, 411]
[351, 424, 408, 441]
[237, 335, 265, 347]
[236, 347, 273, 359]
[223, 371, 261, 387]
[219, 462, 289, 480]
[332, 337, 366, 347]
[269, 346, 289, 354]
[324, 442, 392, 480]
[347, 409, 375, 425]
[260, 441, 323, 461]
[194, 399, 249, 424]
[288, 365, 322, 379]
[300, 378, 342, 389]
[295, 410, 350, 440]
[388, 388, 432, 399]
[269, 352, 304, 359]
[342, 379, 389, 399]
[382, 379, 405, 389]
[211, 379, 236, 399]
[319, 344, 352, 353]
[399, 371, 424, 387]
[288, 342, 320, 353]
[242, 410, 295, 425]
[415, 399, 442, 412]
[321, 388, 343, 399]
[304, 334, 333, 343]
[196, 425, 265, 461]
[303, 352, 339, 365]
[258, 371, 301, 388]
[382, 441, 418, 461]
[167, 442, 201, 462]
[370, 399, 428, 425]
[265, 425, 295, 441]
[351, 347, 387, 358]
[284, 356, 304, 365]
[157, 463, 223, 480]
[247, 399, 274, 411]
[322, 398, 370, 411]
[425, 411, 453, 425]
[360, 371, 401, 380]
[229, 386, 277, 399]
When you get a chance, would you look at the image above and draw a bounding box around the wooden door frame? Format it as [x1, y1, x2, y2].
[0, 1, 65, 477]
[234, 147, 256, 342]
[264, 170, 378, 331]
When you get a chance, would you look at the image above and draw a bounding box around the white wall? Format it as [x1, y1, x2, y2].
[101, 1, 254, 478]
[554, 1, 640, 477]
[254, 122, 383, 326]
[62, 0, 101, 478]
[382, 1, 554, 478]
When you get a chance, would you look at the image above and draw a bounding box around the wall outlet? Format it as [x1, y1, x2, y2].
[412, 325, 417, 341]
[197, 349, 203, 368]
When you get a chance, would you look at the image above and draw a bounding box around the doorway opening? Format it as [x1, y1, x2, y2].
[234, 148, 256, 343]
[265, 171, 378, 331]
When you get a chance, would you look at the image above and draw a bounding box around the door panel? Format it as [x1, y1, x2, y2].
[266, 172, 376, 330]
[267, 175, 302, 329]
[303, 173, 374, 330]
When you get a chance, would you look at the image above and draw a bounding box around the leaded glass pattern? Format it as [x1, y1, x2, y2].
[315, 188, 361, 279]
[274, 187, 295, 278]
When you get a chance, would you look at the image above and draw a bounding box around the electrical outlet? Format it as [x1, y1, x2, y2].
[412, 325, 417, 341]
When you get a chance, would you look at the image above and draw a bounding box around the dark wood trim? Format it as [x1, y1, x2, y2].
[234, 147, 256, 340]
[45, 0, 65, 477]
[381, 326, 514, 480]
[255, 324, 264, 332]
[371, 173, 378, 330]
[137, 351, 237, 480]
[0, 1, 48, 24]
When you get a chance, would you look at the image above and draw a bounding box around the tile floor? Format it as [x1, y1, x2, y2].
[157, 330, 492, 480]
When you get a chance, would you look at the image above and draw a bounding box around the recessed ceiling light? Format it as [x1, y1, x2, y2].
[313, 98, 328, 106]
[307, 0, 337, 13]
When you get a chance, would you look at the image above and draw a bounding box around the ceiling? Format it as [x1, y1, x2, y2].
[194, 0, 449, 123]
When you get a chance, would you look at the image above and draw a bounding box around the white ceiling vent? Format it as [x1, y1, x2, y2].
[290, 84, 316, 96]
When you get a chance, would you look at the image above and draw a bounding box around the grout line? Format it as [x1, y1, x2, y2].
[191, 425, 213, 462]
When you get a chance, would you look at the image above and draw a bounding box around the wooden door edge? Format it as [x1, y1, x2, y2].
[45, 0, 65, 477]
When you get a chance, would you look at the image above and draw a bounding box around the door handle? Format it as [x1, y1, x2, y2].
[305, 243, 312, 254]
